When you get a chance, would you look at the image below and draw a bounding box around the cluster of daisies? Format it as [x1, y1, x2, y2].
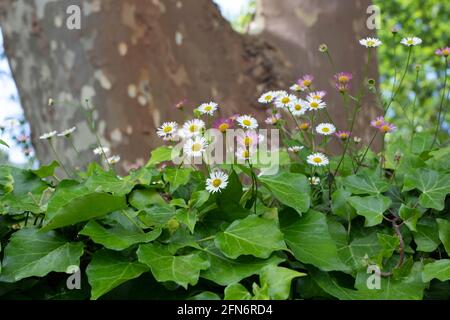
[39, 127, 120, 165]
[359, 36, 422, 48]
[370, 116, 396, 134]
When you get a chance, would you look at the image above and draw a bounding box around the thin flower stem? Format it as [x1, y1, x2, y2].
[409, 69, 421, 151]
[67, 135, 81, 158]
[48, 140, 72, 178]
[431, 57, 448, 149]
[355, 131, 378, 173]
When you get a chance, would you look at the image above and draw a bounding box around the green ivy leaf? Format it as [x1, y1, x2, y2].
[146, 146, 174, 166]
[377, 233, 400, 259]
[138, 203, 176, 227]
[331, 189, 356, 220]
[176, 208, 198, 233]
[137, 243, 210, 289]
[340, 172, 389, 195]
[129, 189, 166, 209]
[403, 169, 450, 210]
[86, 250, 149, 300]
[347, 195, 392, 227]
[224, 283, 252, 300]
[260, 265, 306, 300]
[189, 190, 210, 209]
[413, 217, 440, 252]
[436, 219, 450, 255]
[0, 228, 83, 282]
[42, 184, 127, 231]
[85, 169, 135, 196]
[201, 244, 284, 286]
[163, 168, 192, 193]
[399, 204, 422, 231]
[214, 215, 286, 259]
[31, 161, 60, 178]
[79, 220, 161, 251]
[281, 210, 348, 272]
[259, 172, 310, 215]
[422, 260, 450, 282]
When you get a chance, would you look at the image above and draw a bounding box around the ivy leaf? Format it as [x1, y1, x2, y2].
[189, 190, 210, 209]
[281, 210, 348, 272]
[331, 189, 356, 220]
[436, 219, 450, 255]
[224, 283, 252, 300]
[413, 217, 440, 252]
[42, 184, 127, 231]
[85, 169, 135, 196]
[259, 172, 310, 215]
[403, 169, 450, 211]
[201, 244, 284, 286]
[79, 220, 161, 251]
[0, 228, 83, 282]
[260, 265, 306, 300]
[214, 215, 286, 259]
[377, 233, 400, 259]
[399, 204, 422, 232]
[176, 208, 198, 233]
[129, 189, 166, 209]
[146, 146, 174, 166]
[216, 170, 250, 221]
[163, 168, 192, 193]
[31, 161, 60, 178]
[138, 203, 176, 227]
[347, 195, 392, 227]
[137, 244, 210, 289]
[86, 250, 149, 300]
[422, 260, 450, 282]
[339, 172, 389, 195]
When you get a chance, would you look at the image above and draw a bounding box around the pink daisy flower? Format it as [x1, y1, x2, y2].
[334, 130, 351, 140]
[213, 118, 234, 133]
[370, 116, 385, 128]
[379, 123, 396, 134]
[265, 113, 281, 125]
[435, 47, 450, 57]
[297, 74, 314, 91]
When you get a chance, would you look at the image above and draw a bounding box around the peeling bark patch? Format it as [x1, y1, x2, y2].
[295, 8, 318, 27]
[176, 1, 183, 9]
[110, 128, 123, 142]
[94, 70, 112, 90]
[128, 84, 137, 98]
[118, 42, 128, 56]
[81, 85, 96, 102]
[152, 0, 166, 13]
[175, 31, 183, 46]
[138, 95, 148, 106]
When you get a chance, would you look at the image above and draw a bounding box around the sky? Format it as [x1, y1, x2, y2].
[0, 1, 247, 165]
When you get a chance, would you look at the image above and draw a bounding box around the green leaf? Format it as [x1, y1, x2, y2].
[0, 138, 10, 148]
[259, 172, 310, 214]
[377, 233, 400, 259]
[347, 195, 392, 227]
[0, 228, 83, 282]
[42, 187, 127, 231]
[201, 244, 284, 286]
[86, 250, 149, 300]
[31, 161, 60, 178]
[411, 132, 433, 155]
[214, 215, 286, 259]
[224, 283, 252, 300]
[260, 265, 306, 300]
[281, 210, 348, 272]
[422, 260, 450, 282]
[216, 170, 250, 221]
[188, 292, 221, 300]
[137, 244, 209, 289]
[403, 169, 450, 211]
[79, 220, 161, 251]
[163, 167, 191, 192]
[436, 219, 450, 255]
[129, 188, 166, 209]
[138, 203, 176, 227]
[146, 146, 174, 166]
[413, 217, 440, 252]
[340, 172, 389, 195]
[176, 208, 198, 233]
[189, 190, 210, 209]
[331, 189, 356, 220]
[85, 169, 135, 196]
[399, 204, 422, 231]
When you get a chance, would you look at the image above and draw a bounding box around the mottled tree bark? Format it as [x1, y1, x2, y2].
[0, 0, 380, 172]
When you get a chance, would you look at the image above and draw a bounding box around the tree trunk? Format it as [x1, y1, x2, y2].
[0, 0, 380, 172]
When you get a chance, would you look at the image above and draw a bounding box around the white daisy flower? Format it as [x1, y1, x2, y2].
[57, 126, 76, 137]
[309, 176, 321, 185]
[236, 115, 258, 129]
[307, 153, 329, 167]
[182, 119, 205, 138]
[107, 155, 121, 165]
[206, 171, 229, 193]
[39, 131, 57, 140]
[359, 37, 382, 48]
[308, 91, 326, 100]
[316, 123, 336, 135]
[236, 147, 254, 161]
[275, 93, 297, 109]
[400, 37, 422, 46]
[258, 91, 276, 104]
[157, 121, 178, 138]
[288, 99, 307, 116]
[273, 90, 288, 97]
[306, 96, 327, 111]
[197, 102, 218, 115]
[289, 84, 303, 92]
[183, 136, 208, 157]
[353, 136, 362, 143]
[93, 146, 110, 155]
[288, 146, 304, 153]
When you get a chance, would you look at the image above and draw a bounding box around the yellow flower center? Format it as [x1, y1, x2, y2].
[300, 123, 310, 130]
[380, 125, 390, 132]
[313, 157, 323, 164]
[212, 178, 222, 187]
[163, 126, 172, 133]
[442, 49, 449, 56]
[294, 105, 302, 111]
[407, 39, 413, 44]
[204, 105, 212, 111]
[264, 95, 273, 101]
[338, 75, 349, 83]
[375, 120, 382, 126]
[367, 40, 375, 46]
[189, 125, 198, 132]
[244, 136, 252, 146]
[243, 150, 250, 158]
[322, 127, 330, 133]
[310, 101, 319, 109]
[191, 143, 202, 152]
[218, 123, 229, 132]
[303, 80, 311, 87]
[340, 133, 349, 139]
[281, 97, 290, 104]
[243, 119, 251, 126]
